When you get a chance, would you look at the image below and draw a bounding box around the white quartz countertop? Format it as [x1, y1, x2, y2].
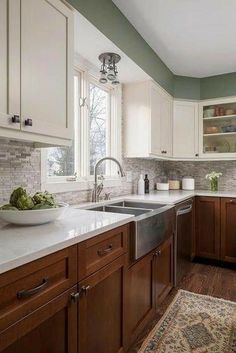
[76, 189, 236, 209]
[1, 189, 235, 275]
[0, 208, 134, 275]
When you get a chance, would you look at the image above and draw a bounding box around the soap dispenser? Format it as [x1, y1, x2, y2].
[138, 174, 145, 195]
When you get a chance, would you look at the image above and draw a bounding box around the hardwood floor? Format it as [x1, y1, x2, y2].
[128, 262, 236, 353]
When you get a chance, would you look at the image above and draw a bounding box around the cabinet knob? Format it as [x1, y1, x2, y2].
[12, 115, 20, 123]
[230, 199, 236, 204]
[71, 285, 91, 303]
[195, 153, 199, 157]
[25, 118, 33, 126]
[156, 250, 161, 256]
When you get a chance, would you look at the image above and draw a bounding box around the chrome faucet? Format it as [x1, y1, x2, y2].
[92, 157, 125, 202]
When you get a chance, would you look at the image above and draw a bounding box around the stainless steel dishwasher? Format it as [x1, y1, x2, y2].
[174, 199, 193, 286]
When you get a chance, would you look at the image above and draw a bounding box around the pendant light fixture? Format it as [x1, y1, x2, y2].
[98, 52, 121, 85]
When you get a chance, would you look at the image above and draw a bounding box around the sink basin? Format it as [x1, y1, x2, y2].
[109, 201, 166, 209]
[81, 200, 175, 260]
[86, 204, 151, 216]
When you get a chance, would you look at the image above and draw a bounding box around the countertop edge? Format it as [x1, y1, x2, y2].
[0, 216, 133, 275]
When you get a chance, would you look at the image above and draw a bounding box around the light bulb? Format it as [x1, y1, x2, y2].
[107, 67, 116, 81]
[112, 76, 120, 85]
[99, 72, 107, 84]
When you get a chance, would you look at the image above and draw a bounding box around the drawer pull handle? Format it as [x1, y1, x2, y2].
[17, 277, 49, 299]
[97, 244, 113, 257]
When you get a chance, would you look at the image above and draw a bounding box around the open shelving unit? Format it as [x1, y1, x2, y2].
[199, 97, 236, 158]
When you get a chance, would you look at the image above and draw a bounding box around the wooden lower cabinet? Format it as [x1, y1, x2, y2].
[0, 287, 77, 353]
[195, 196, 221, 259]
[155, 236, 174, 305]
[125, 251, 156, 346]
[221, 198, 236, 262]
[78, 255, 126, 353]
[125, 236, 174, 347]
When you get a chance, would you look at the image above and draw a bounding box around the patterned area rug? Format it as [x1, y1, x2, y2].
[138, 290, 236, 353]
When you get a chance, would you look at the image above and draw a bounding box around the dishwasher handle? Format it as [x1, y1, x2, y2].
[177, 204, 192, 216]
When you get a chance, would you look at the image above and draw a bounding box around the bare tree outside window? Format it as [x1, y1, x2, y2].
[47, 73, 80, 177]
[89, 83, 108, 175]
[47, 145, 75, 176]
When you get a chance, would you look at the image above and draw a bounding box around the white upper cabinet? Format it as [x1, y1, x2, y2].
[124, 81, 173, 158]
[0, 0, 20, 130]
[0, 0, 73, 146]
[173, 100, 199, 159]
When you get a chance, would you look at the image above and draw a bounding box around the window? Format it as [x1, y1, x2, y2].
[42, 66, 121, 191]
[46, 72, 80, 178]
[89, 81, 109, 175]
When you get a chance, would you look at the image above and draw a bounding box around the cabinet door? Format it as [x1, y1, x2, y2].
[0, 0, 20, 130]
[0, 287, 77, 353]
[195, 197, 221, 259]
[160, 94, 173, 157]
[78, 255, 126, 353]
[155, 236, 174, 305]
[173, 101, 199, 158]
[151, 84, 162, 155]
[125, 252, 155, 347]
[20, 0, 73, 139]
[221, 198, 236, 263]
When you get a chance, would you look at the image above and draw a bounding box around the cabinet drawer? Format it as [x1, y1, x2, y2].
[78, 224, 129, 280]
[0, 246, 77, 331]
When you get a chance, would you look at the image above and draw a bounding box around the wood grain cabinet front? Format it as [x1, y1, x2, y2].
[155, 235, 174, 305]
[195, 196, 221, 260]
[221, 198, 236, 263]
[77, 254, 127, 353]
[0, 246, 77, 332]
[0, 287, 77, 353]
[78, 224, 129, 281]
[124, 235, 174, 347]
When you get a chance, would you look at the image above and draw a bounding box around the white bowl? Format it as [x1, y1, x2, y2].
[0, 202, 69, 225]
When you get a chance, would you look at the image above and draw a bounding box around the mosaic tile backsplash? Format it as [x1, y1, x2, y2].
[0, 139, 236, 205]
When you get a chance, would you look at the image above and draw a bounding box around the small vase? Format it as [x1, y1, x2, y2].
[210, 178, 218, 192]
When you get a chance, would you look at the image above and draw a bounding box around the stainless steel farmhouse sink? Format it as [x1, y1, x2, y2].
[82, 200, 175, 260]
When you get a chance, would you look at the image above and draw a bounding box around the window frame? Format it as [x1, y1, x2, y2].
[41, 64, 122, 193]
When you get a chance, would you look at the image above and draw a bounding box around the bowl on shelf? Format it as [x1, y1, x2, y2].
[203, 108, 215, 118]
[221, 125, 236, 133]
[0, 202, 69, 225]
[225, 109, 235, 116]
[204, 126, 220, 134]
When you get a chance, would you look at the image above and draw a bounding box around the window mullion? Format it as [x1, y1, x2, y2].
[80, 71, 90, 178]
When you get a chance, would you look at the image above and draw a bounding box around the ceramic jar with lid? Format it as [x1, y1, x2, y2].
[168, 173, 180, 190]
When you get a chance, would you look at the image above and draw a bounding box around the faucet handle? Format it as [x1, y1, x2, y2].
[98, 174, 104, 181]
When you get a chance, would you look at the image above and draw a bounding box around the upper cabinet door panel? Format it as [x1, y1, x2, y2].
[173, 101, 199, 158]
[20, 0, 73, 139]
[160, 94, 173, 157]
[0, 0, 20, 130]
[151, 85, 161, 155]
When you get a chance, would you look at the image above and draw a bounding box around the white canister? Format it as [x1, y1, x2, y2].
[182, 177, 195, 190]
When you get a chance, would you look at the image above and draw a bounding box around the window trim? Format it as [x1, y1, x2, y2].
[41, 64, 122, 193]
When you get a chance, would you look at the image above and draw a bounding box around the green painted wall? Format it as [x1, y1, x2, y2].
[174, 76, 200, 100]
[201, 73, 236, 100]
[68, 0, 236, 101]
[68, 0, 174, 95]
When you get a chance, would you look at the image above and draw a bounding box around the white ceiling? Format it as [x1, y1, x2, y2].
[74, 11, 150, 83]
[113, 0, 236, 78]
